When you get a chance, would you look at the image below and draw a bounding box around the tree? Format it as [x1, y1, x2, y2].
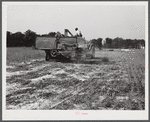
[125, 39, 133, 48]
[96, 38, 103, 50]
[106, 38, 112, 48]
[89, 38, 103, 50]
[7, 31, 12, 47]
[7, 31, 25, 47]
[14, 32, 25, 46]
[139, 39, 145, 47]
[112, 37, 124, 48]
[90, 39, 97, 46]
[48, 32, 56, 37]
[24, 29, 36, 47]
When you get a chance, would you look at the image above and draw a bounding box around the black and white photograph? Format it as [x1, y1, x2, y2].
[2, 1, 148, 120]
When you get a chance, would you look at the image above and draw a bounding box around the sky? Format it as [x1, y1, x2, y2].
[6, 2, 146, 40]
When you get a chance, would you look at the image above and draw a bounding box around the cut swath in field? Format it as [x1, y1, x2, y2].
[6, 48, 145, 110]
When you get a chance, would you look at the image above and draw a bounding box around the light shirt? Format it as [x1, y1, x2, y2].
[76, 30, 80, 36]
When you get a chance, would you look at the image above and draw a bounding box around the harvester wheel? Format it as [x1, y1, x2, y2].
[51, 50, 58, 57]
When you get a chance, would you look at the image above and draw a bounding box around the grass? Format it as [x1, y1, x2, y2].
[66, 49, 145, 110]
[7, 47, 45, 64]
[53, 49, 145, 110]
[6, 47, 145, 110]
[95, 49, 145, 110]
[126, 49, 145, 110]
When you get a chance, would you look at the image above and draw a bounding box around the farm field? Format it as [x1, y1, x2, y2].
[6, 47, 145, 110]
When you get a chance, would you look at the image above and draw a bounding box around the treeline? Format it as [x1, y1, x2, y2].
[7, 30, 145, 49]
[7, 30, 56, 47]
[90, 37, 145, 50]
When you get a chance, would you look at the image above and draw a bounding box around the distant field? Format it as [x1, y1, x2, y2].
[6, 47, 145, 110]
[7, 47, 45, 64]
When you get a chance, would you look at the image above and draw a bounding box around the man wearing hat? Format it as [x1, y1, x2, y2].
[75, 28, 82, 37]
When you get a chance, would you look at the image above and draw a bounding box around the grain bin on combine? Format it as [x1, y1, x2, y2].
[35, 29, 95, 61]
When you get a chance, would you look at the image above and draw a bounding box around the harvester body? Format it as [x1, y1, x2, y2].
[35, 30, 95, 61]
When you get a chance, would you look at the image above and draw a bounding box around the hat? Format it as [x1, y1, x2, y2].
[75, 28, 78, 31]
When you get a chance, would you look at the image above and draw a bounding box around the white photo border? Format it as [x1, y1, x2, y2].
[2, 1, 149, 120]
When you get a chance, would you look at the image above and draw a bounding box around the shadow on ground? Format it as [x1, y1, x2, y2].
[49, 57, 115, 65]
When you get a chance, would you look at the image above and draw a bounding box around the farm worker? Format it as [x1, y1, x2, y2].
[55, 31, 62, 48]
[75, 28, 82, 37]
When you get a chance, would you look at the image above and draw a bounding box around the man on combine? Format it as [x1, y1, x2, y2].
[75, 28, 82, 37]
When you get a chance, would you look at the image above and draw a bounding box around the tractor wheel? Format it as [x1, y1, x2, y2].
[50, 50, 58, 58]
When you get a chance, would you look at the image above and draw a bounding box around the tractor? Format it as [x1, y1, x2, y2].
[35, 29, 95, 61]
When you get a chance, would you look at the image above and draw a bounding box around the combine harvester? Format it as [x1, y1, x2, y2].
[36, 29, 95, 61]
